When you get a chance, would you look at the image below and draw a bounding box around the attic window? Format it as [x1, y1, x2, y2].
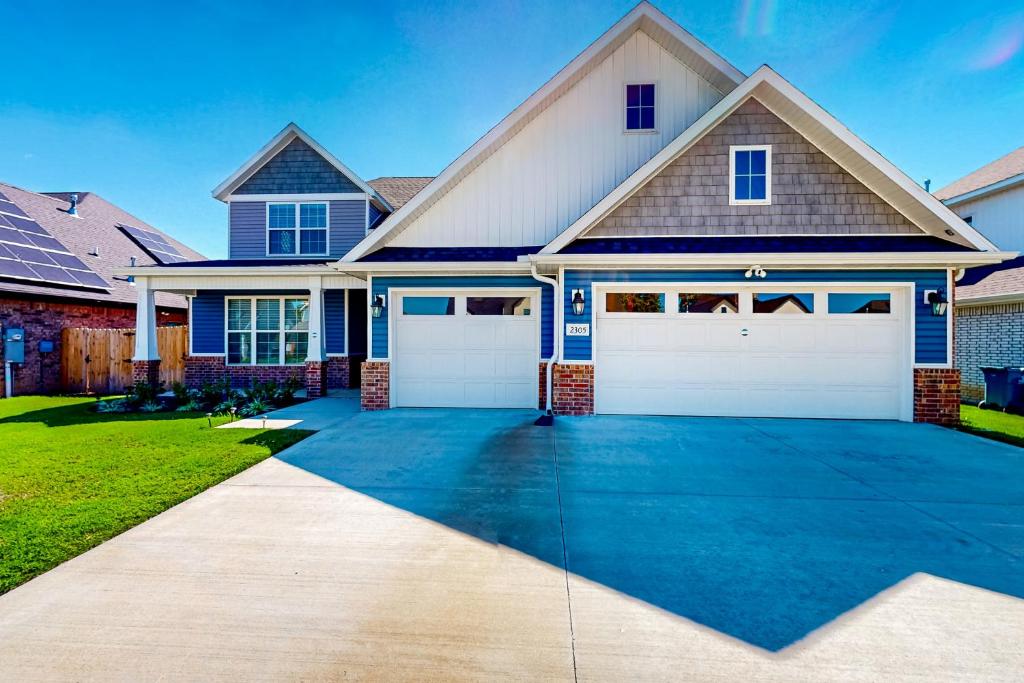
[267, 202, 328, 256]
[625, 84, 656, 131]
[730, 145, 771, 205]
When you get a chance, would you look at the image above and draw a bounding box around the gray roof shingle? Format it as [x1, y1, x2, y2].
[935, 146, 1024, 201]
[367, 177, 433, 210]
[0, 182, 203, 309]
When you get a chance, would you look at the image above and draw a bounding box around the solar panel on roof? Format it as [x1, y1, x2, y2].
[118, 224, 189, 264]
[0, 193, 109, 290]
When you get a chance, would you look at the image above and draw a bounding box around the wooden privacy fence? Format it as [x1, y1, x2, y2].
[61, 327, 187, 394]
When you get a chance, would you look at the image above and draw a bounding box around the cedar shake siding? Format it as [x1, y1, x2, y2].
[234, 138, 361, 195]
[587, 98, 924, 237]
[228, 199, 366, 259]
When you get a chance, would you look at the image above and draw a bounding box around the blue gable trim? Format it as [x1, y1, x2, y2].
[360, 246, 543, 262]
[561, 269, 948, 365]
[235, 138, 362, 195]
[370, 276, 555, 360]
[561, 236, 973, 254]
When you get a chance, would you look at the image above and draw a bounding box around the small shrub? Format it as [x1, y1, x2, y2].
[95, 398, 131, 413]
[280, 375, 303, 404]
[213, 398, 241, 416]
[176, 400, 202, 412]
[139, 401, 163, 413]
[239, 398, 272, 417]
[127, 380, 163, 408]
[170, 381, 193, 403]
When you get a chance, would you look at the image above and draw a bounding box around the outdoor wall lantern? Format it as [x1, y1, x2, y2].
[571, 289, 586, 316]
[927, 289, 948, 317]
[371, 294, 386, 319]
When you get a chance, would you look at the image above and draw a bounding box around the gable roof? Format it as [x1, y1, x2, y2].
[342, 1, 745, 262]
[367, 177, 433, 210]
[0, 182, 202, 308]
[935, 145, 1024, 204]
[542, 66, 1000, 254]
[212, 122, 393, 210]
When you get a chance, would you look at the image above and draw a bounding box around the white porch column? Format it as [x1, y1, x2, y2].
[132, 277, 160, 361]
[306, 278, 324, 362]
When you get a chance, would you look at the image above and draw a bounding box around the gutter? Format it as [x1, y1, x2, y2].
[530, 263, 560, 424]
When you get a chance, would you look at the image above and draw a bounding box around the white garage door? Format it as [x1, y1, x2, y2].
[392, 291, 539, 408]
[595, 286, 910, 420]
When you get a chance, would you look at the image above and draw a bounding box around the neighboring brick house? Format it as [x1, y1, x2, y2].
[935, 146, 1024, 401]
[0, 182, 202, 396]
[125, 2, 1012, 426]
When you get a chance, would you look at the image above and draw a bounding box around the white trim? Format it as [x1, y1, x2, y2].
[728, 144, 772, 206]
[224, 295, 311, 367]
[366, 274, 375, 360]
[541, 66, 1000, 254]
[227, 193, 365, 202]
[265, 201, 330, 257]
[945, 267, 954, 368]
[187, 295, 193, 356]
[623, 81, 659, 134]
[342, 2, 745, 262]
[212, 122, 394, 211]
[528, 251, 1015, 269]
[588, 280, 916, 421]
[956, 292, 1024, 306]
[941, 172, 1024, 206]
[337, 261, 534, 274]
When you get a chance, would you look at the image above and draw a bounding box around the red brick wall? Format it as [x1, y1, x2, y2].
[0, 295, 185, 396]
[304, 361, 326, 398]
[361, 360, 390, 410]
[914, 368, 960, 426]
[552, 363, 594, 416]
[326, 356, 351, 390]
[132, 360, 161, 387]
[538, 362, 549, 410]
[183, 355, 305, 389]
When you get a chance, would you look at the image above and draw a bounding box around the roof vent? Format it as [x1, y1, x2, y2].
[88, 246, 100, 257]
[923, 179, 931, 192]
[67, 193, 79, 216]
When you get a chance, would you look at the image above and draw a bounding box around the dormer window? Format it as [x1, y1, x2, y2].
[729, 145, 771, 205]
[625, 83, 655, 131]
[267, 202, 328, 255]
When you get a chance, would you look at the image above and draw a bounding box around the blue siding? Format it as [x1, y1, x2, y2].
[329, 200, 366, 257]
[324, 289, 346, 354]
[368, 202, 385, 229]
[562, 269, 949, 364]
[228, 202, 266, 259]
[235, 138, 361, 194]
[191, 292, 226, 354]
[370, 276, 555, 360]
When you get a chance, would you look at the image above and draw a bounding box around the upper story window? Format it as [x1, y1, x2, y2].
[625, 83, 656, 132]
[267, 202, 328, 255]
[729, 145, 771, 205]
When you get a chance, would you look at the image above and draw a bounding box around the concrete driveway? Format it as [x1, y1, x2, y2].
[2, 402, 1023, 681]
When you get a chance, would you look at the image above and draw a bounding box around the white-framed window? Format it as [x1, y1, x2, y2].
[226, 296, 309, 365]
[729, 145, 771, 205]
[267, 202, 329, 255]
[624, 83, 656, 132]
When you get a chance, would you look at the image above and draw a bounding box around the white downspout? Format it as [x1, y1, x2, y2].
[531, 263, 560, 414]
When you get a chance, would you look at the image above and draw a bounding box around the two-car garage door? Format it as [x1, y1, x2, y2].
[595, 286, 910, 420]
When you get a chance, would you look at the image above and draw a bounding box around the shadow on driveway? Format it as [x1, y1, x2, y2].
[277, 409, 1024, 651]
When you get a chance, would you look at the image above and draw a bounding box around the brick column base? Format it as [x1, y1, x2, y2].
[361, 360, 390, 410]
[552, 363, 594, 416]
[914, 368, 960, 426]
[131, 359, 160, 388]
[305, 361, 327, 398]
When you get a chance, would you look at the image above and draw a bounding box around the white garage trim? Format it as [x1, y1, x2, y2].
[388, 287, 542, 408]
[591, 281, 915, 421]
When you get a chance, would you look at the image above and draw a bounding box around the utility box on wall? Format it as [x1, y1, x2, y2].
[4, 327, 25, 364]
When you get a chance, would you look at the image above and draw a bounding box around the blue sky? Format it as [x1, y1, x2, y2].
[2, 0, 1022, 258]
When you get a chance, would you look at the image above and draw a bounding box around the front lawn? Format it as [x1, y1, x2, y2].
[959, 404, 1024, 448]
[0, 396, 312, 594]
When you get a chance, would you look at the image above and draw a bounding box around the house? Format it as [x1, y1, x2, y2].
[934, 146, 1024, 402]
[123, 2, 1011, 426]
[0, 182, 203, 396]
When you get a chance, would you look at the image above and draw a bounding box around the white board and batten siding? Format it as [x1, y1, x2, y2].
[391, 30, 724, 248]
[948, 184, 1024, 252]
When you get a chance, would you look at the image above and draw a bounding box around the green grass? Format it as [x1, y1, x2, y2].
[959, 404, 1024, 448]
[0, 396, 312, 594]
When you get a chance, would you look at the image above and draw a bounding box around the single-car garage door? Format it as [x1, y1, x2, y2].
[392, 291, 539, 408]
[595, 285, 910, 420]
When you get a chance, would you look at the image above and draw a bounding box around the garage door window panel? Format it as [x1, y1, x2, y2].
[678, 292, 739, 314]
[402, 296, 455, 315]
[605, 292, 665, 313]
[467, 297, 531, 316]
[828, 293, 891, 314]
[753, 292, 814, 314]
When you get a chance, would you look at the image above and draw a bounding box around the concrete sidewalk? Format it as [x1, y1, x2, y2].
[1, 409, 1022, 681]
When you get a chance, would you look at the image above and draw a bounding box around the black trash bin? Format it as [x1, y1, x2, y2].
[980, 367, 1024, 411]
